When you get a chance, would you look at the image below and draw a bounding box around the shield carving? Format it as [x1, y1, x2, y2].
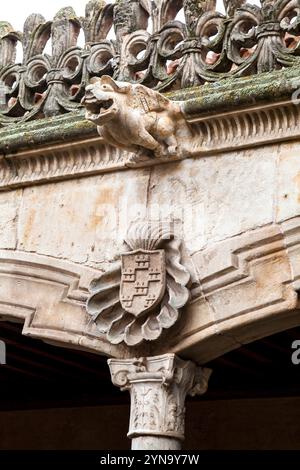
[120, 249, 166, 316]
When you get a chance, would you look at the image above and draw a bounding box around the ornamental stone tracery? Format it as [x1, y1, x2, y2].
[0, 0, 299, 126]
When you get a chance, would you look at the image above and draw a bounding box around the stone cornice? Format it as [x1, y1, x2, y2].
[1, 66, 300, 151]
[1, 88, 300, 190]
[172, 66, 300, 119]
[0, 111, 95, 154]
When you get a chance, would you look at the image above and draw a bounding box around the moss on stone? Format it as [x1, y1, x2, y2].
[0, 111, 96, 153]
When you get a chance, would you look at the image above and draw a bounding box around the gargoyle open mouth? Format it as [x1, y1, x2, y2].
[84, 98, 114, 121]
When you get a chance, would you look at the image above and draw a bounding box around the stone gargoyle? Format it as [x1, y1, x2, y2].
[82, 75, 191, 164]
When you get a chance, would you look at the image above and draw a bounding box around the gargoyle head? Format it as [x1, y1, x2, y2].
[82, 75, 129, 125]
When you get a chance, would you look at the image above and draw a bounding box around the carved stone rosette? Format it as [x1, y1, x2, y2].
[108, 354, 212, 449]
[87, 221, 192, 346]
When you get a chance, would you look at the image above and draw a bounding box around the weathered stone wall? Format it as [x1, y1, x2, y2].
[2, 141, 299, 265]
[1, 135, 300, 362]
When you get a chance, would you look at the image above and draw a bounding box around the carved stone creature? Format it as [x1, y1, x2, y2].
[82, 75, 189, 163]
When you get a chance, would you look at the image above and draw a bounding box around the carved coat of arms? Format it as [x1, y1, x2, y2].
[120, 250, 166, 316]
[87, 221, 192, 347]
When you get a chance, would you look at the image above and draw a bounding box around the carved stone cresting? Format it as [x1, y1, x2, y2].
[0, 1, 299, 126]
[2, 90, 300, 190]
[82, 75, 191, 163]
[86, 221, 191, 346]
[108, 354, 212, 445]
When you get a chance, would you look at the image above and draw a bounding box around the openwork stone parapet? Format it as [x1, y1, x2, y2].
[0, 0, 299, 125]
[108, 354, 211, 447]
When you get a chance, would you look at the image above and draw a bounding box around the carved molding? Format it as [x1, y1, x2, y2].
[281, 216, 300, 292]
[191, 223, 286, 295]
[108, 354, 212, 442]
[0, 249, 124, 357]
[1, 220, 300, 362]
[0, 136, 128, 191]
[163, 220, 300, 361]
[1, 99, 300, 190]
[0, 1, 299, 125]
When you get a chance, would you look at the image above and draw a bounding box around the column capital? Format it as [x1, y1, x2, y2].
[108, 354, 211, 446]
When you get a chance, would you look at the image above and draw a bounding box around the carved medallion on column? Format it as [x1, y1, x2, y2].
[108, 354, 212, 448]
[86, 221, 192, 346]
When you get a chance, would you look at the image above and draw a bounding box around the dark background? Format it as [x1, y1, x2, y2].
[0, 322, 300, 450]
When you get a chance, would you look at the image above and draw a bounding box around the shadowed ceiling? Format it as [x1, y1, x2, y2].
[0, 321, 300, 411]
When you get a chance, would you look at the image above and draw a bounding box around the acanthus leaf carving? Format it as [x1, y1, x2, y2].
[108, 354, 212, 441]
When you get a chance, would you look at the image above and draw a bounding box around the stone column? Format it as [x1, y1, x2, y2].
[108, 354, 211, 450]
